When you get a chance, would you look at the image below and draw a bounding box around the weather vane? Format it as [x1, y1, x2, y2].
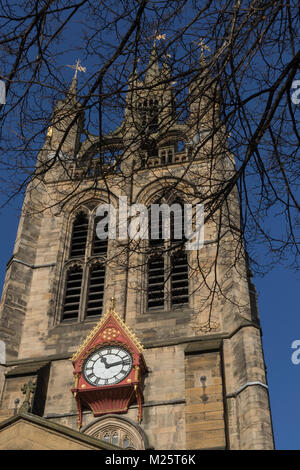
[153, 32, 166, 47]
[66, 59, 86, 79]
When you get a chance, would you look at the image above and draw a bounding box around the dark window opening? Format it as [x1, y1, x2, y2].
[177, 140, 185, 152]
[86, 264, 105, 317]
[70, 212, 88, 258]
[170, 201, 185, 242]
[171, 251, 189, 306]
[148, 99, 159, 133]
[31, 363, 50, 417]
[148, 256, 165, 309]
[149, 208, 164, 247]
[62, 267, 83, 321]
[147, 196, 189, 311]
[92, 214, 108, 256]
[138, 99, 159, 134]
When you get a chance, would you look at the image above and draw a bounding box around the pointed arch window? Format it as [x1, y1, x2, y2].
[147, 196, 189, 311]
[138, 98, 159, 134]
[83, 416, 147, 449]
[61, 206, 108, 322]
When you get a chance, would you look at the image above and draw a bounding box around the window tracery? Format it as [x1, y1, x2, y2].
[60, 204, 108, 322]
[83, 416, 147, 449]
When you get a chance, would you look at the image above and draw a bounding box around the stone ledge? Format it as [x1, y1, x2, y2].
[4, 321, 261, 367]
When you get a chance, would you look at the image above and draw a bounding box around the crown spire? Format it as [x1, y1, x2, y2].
[144, 33, 166, 84]
[144, 42, 160, 84]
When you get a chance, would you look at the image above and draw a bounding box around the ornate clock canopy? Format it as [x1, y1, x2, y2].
[71, 298, 147, 429]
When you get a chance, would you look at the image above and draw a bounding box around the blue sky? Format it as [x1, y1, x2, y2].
[256, 267, 300, 449]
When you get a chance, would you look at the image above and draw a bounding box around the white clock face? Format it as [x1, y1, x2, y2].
[82, 346, 133, 386]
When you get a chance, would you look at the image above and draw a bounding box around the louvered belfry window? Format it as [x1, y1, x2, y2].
[62, 266, 83, 320]
[171, 251, 189, 306]
[147, 196, 189, 311]
[61, 207, 107, 322]
[86, 263, 106, 317]
[148, 256, 165, 309]
[70, 212, 88, 258]
[92, 214, 108, 256]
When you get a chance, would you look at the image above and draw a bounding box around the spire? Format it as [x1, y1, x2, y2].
[197, 39, 210, 80]
[47, 60, 85, 156]
[144, 42, 160, 84]
[128, 66, 138, 89]
[199, 50, 207, 73]
[125, 66, 139, 118]
[65, 59, 86, 104]
[161, 59, 171, 80]
[66, 75, 78, 104]
[188, 39, 220, 131]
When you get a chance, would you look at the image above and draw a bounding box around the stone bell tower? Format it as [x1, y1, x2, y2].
[0, 46, 274, 450]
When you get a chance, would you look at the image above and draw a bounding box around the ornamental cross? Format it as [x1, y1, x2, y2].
[20, 380, 36, 413]
[66, 59, 86, 79]
[198, 38, 210, 54]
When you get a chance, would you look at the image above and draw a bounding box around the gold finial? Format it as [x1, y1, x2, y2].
[198, 38, 210, 54]
[66, 59, 86, 79]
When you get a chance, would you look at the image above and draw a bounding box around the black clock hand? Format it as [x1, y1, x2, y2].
[106, 359, 130, 368]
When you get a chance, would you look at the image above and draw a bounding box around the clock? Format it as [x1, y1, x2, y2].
[71, 304, 147, 427]
[82, 345, 133, 386]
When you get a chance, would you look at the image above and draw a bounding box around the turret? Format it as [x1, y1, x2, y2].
[124, 41, 175, 137]
[188, 49, 220, 137]
[46, 74, 85, 157]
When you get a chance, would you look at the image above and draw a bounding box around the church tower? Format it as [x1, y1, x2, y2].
[0, 46, 274, 450]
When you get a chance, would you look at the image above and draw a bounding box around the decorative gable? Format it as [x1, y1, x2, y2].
[71, 299, 147, 429]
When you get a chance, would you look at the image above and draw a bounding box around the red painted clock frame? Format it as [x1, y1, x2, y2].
[71, 308, 147, 429]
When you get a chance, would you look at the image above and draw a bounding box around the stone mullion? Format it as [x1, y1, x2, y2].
[164, 241, 172, 311]
[78, 213, 94, 321]
[78, 263, 89, 322]
[143, 254, 148, 315]
[186, 250, 191, 309]
[85, 212, 94, 259]
[57, 264, 69, 324]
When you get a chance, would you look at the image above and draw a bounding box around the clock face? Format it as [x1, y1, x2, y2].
[82, 346, 133, 386]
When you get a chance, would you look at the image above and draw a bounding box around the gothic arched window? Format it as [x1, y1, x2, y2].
[138, 98, 159, 134]
[82, 416, 148, 450]
[61, 206, 108, 322]
[147, 195, 189, 311]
